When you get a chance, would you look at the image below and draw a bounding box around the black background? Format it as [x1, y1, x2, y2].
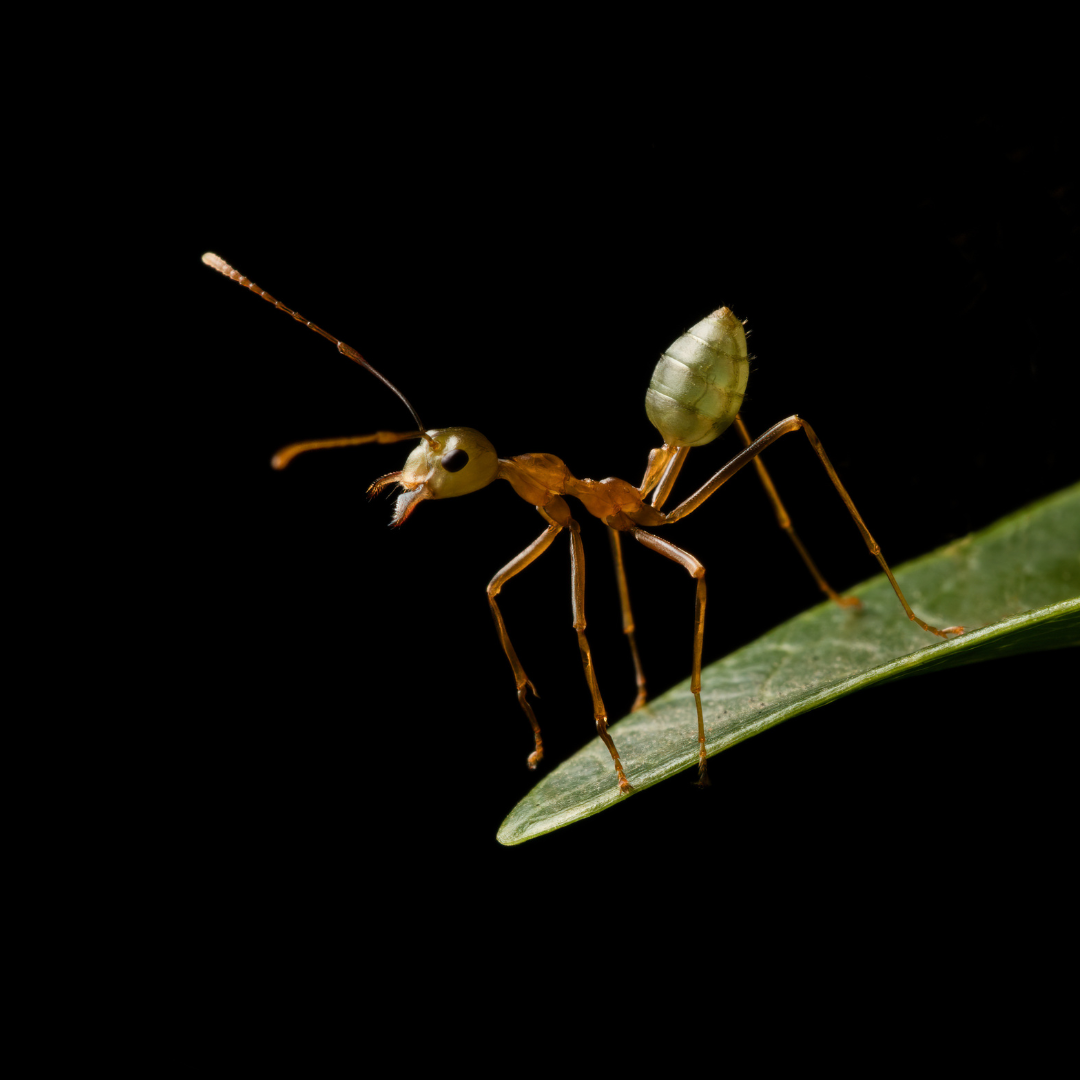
[166, 102, 1075, 984]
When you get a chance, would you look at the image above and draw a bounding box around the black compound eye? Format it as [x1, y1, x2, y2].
[440, 448, 470, 473]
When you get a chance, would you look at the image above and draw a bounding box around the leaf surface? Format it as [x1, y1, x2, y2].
[498, 483, 1080, 844]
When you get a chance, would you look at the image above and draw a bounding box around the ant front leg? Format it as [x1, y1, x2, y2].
[488, 502, 633, 793]
[486, 515, 564, 769]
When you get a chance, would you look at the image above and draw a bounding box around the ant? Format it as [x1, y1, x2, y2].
[204, 253, 962, 795]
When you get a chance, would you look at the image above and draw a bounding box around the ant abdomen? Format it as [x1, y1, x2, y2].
[645, 306, 749, 448]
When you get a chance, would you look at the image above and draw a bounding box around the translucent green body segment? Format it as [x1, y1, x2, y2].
[645, 307, 749, 447]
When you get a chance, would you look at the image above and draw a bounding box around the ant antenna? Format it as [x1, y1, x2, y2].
[202, 253, 433, 446]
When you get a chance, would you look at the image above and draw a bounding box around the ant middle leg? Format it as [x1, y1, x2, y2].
[608, 526, 648, 712]
[630, 528, 709, 787]
[550, 501, 633, 794]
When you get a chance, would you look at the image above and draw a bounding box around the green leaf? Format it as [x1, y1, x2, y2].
[498, 483, 1080, 845]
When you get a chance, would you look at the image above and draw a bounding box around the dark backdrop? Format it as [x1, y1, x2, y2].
[167, 104, 1075, 982]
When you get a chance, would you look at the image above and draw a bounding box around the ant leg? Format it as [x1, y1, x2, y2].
[487, 517, 563, 769]
[733, 414, 861, 610]
[560, 514, 632, 794]
[630, 529, 709, 786]
[608, 527, 648, 711]
[643, 445, 691, 509]
[665, 416, 963, 639]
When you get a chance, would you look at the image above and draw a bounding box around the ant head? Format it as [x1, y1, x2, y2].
[369, 427, 500, 525]
[203, 255, 500, 523]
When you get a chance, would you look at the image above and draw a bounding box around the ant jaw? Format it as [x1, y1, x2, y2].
[391, 485, 429, 526]
[367, 472, 403, 499]
[367, 469, 428, 524]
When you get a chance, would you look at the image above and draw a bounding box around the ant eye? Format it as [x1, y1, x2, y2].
[441, 448, 470, 473]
